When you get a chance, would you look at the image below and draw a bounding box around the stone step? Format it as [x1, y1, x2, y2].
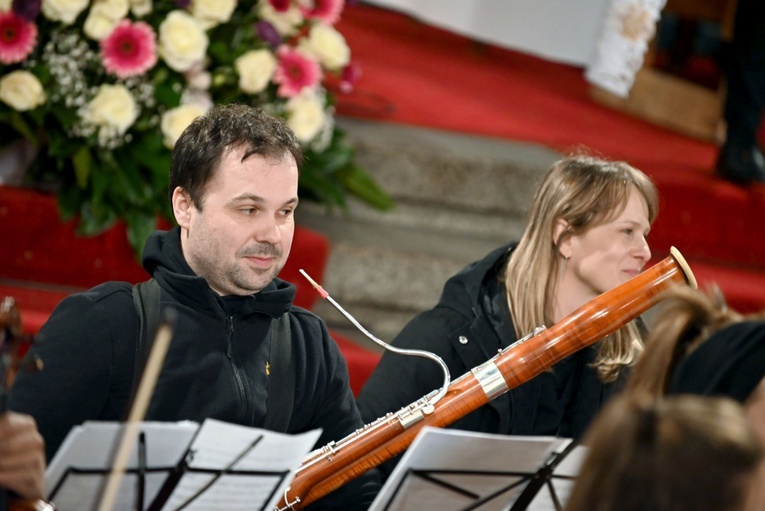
[296, 119, 561, 348]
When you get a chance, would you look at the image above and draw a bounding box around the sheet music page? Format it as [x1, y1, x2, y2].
[45, 421, 199, 510]
[527, 444, 587, 511]
[370, 427, 572, 511]
[44, 419, 320, 511]
[158, 418, 321, 511]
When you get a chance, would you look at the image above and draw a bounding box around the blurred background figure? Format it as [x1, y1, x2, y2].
[564, 394, 762, 511]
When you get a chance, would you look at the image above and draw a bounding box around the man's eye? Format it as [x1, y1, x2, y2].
[241, 208, 256, 215]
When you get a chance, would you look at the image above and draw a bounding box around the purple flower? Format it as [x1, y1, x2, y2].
[12, 0, 41, 21]
[256, 21, 281, 49]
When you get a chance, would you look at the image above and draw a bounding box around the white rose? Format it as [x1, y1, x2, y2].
[258, 2, 302, 37]
[84, 13, 117, 40]
[161, 103, 208, 148]
[130, 0, 152, 17]
[158, 10, 208, 72]
[0, 71, 46, 111]
[84, 0, 129, 39]
[301, 24, 350, 70]
[191, 0, 236, 29]
[285, 90, 325, 143]
[92, 0, 129, 19]
[235, 49, 277, 94]
[82, 84, 138, 136]
[41, 0, 90, 24]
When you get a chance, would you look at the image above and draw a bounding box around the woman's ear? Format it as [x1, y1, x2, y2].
[553, 219, 572, 259]
[172, 187, 193, 229]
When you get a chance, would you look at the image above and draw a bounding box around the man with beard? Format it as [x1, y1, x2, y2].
[10, 104, 380, 510]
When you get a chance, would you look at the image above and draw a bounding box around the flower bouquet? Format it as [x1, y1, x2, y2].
[0, 0, 392, 254]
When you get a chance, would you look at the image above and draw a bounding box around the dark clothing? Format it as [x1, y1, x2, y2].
[724, 0, 765, 147]
[356, 243, 626, 478]
[668, 320, 765, 403]
[10, 228, 379, 510]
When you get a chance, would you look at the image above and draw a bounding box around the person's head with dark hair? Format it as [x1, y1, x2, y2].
[169, 104, 303, 296]
[169, 103, 303, 210]
[626, 286, 765, 406]
[625, 286, 765, 511]
[565, 395, 762, 511]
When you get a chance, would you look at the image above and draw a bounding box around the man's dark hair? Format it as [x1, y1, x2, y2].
[169, 103, 303, 208]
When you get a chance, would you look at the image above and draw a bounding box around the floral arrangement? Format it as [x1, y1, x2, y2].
[0, 0, 392, 254]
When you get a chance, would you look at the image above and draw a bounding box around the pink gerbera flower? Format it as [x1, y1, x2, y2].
[300, 0, 344, 25]
[269, 0, 291, 13]
[0, 11, 38, 65]
[274, 46, 322, 98]
[101, 20, 158, 79]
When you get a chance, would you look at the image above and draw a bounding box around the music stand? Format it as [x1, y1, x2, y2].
[369, 427, 585, 511]
[45, 419, 320, 511]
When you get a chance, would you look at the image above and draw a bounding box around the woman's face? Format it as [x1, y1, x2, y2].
[559, 187, 652, 306]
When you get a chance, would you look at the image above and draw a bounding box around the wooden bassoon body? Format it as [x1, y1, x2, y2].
[277, 247, 697, 509]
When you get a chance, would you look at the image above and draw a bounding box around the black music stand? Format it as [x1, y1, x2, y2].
[369, 427, 585, 511]
[45, 419, 320, 511]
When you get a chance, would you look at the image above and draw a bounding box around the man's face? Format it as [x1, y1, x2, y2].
[175, 147, 299, 296]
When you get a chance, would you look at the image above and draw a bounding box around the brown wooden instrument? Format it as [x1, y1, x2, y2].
[277, 247, 697, 509]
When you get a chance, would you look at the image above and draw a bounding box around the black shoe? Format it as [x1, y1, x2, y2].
[715, 141, 765, 185]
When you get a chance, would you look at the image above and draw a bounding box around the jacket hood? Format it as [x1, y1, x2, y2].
[438, 242, 517, 312]
[142, 227, 295, 317]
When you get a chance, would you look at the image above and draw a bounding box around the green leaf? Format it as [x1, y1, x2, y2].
[338, 163, 396, 211]
[124, 210, 157, 260]
[71, 146, 92, 189]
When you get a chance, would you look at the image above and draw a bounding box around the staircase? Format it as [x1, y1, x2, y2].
[297, 117, 561, 348]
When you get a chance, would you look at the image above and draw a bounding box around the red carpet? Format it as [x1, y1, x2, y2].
[333, 4, 765, 313]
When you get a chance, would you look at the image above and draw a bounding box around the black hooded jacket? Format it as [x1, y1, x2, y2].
[11, 228, 380, 509]
[356, 243, 626, 478]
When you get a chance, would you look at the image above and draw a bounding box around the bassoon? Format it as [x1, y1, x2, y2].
[277, 247, 697, 509]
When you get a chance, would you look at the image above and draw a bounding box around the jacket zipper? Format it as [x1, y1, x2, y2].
[225, 316, 248, 420]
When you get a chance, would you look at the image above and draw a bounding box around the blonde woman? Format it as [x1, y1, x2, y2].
[357, 154, 658, 477]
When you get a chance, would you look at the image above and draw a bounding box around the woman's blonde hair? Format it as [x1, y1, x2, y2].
[565, 395, 761, 511]
[504, 154, 658, 382]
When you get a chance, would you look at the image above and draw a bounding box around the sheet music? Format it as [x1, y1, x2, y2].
[370, 427, 573, 511]
[526, 445, 587, 511]
[159, 419, 321, 511]
[46, 421, 199, 510]
[45, 419, 321, 511]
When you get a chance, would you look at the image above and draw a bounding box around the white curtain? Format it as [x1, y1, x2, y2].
[363, 0, 665, 96]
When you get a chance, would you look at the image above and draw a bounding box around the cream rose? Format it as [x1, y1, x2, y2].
[85, 0, 129, 39]
[0, 71, 46, 111]
[285, 90, 326, 143]
[41, 0, 90, 24]
[161, 103, 208, 148]
[82, 84, 138, 137]
[83, 13, 117, 40]
[302, 24, 350, 70]
[158, 10, 208, 72]
[191, 0, 236, 29]
[130, 0, 152, 17]
[235, 49, 277, 94]
[258, 2, 302, 37]
[0, 0, 10, 11]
